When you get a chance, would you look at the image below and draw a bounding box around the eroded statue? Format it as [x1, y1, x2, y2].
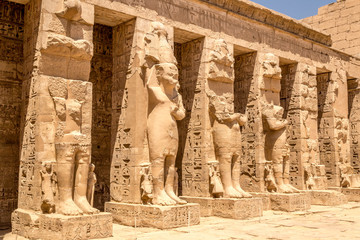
[262, 103, 299, 193]
[49, 78, 99, 215]
[144, 22, 187, 206]
[40, 162, 57, 213]
[87, 163, 96, 207]
[207, 90, 252, 198]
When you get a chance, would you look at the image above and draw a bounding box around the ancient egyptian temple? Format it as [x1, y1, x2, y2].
[1, 0, 360, 239]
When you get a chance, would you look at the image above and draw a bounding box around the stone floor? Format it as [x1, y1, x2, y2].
[2, 202, 360, 240]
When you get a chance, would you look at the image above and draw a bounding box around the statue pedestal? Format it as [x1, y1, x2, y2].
[11, 209, 113, 240]
[304, 190, 347, 206]
[180, 197, 263, 219]
[251, 192, 311, 212]
[329, 187, 360, 202]
[104, 202, 200, 229]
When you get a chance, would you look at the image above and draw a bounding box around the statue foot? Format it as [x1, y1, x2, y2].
[234, 186, 252, 198]
[57, 199, 83, 216]
[276, 184, 293, 194]
[285, 184, 300, 193]
[74, 196, 100, 214]
[224, 187, 243, 198]
[166, 190, 187, 205]
[153, 191, 177, 206]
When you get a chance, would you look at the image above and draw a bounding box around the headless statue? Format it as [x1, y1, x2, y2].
[49, 79, 99, 215]
[263, 103, 299, 193]
[208, 90, 252, 198]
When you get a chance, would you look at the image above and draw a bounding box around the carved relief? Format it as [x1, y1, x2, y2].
[40, 162, 57, 213]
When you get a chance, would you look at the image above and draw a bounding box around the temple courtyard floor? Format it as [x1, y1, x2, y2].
[2, 202, 360, 240]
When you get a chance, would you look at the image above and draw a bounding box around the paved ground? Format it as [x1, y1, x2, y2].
[2, 202, 360, 240]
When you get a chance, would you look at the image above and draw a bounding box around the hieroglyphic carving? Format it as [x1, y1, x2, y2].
[317, 72, 338, 186]
[348, 79, 360, 175]
[177, 38, 208, 197]
[234, 52, 259, 192]
[90, 24, 113, 210]
[110, 19, 137, 203]
[0, 0, 24, 227]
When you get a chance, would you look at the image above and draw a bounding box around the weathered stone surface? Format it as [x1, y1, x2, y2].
[307, 190, 348, 206]
[104, 202, 200, 229]
[181, 197, 263, 219]
[253, 193, 311, 212]
[330, 187, 360, 202]
[11, 209, 112, 240]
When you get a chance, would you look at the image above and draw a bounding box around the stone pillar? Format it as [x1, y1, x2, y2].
[12, 1, 112, 239]
[281, 63, 327, 190]
[106, 19, 200, 229]
[317, 68, 351, 187]
[234, 52, 264, 192]
[348, 79, 360, 174]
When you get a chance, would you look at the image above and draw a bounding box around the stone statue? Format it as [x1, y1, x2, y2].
[40, 162, 56, 213]
[262, 103, 300, 193]
[208, 161, 224, 198]
[207, 90, 252, 198]
[264, 161, 277, 193]
[49, 78, 99, 215]
[140, 163, 153, 205]
[145, 22, 187, 206]
[87, 163, 96, 207]
[304, 164, 316, 190]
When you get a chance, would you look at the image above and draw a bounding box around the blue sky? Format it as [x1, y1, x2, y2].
[251, 0, 336, 19]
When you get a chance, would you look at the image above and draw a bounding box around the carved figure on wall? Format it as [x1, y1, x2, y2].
[264, 161, 277, 192]
[262, 103, 300, 193]
[208, 161, 224, 198]
[304, 164, 316, 190]
[140, 163, 153, 205]
[87, 163, 96, 207]
[40, 162, 57, 213]
[49, 78, 99, 215]
[207, 90, 252, 198]
[145, 22, 187, 206]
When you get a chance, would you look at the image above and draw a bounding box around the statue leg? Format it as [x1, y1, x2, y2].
[218, 149, 242, 198]
[152, 156, 176, 206]
[164, 155, 187, 204]
[74, 146, 99, 214]
[232, 152, 252, 198]
[283, 157, 300, 193]
[56, 143, 83, 215]
[272, 149, 291, 193]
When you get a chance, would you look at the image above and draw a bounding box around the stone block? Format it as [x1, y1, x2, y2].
[181, 197, 263, 219]
[307, 190, 348, 206]
[336, 188, 360, 202]
[249, 193, 272, 210]
[252, 193, 311, 212]
[11, 209, 113, 240]
[105, 202, 200, 229]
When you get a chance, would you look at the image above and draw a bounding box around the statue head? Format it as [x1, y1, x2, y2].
[273, 105, 284, 119]
[155, 63, 179, 86]
[89, 163, 95, 172]
[263, 53, 281, 79]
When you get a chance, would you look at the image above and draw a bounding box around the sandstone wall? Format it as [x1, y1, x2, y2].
[90, 24, 113, 210]
[303, 0, 360, 57]
[0, 0, 23, 227]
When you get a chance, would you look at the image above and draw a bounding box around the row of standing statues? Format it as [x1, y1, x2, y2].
[37, 21, 305, 216]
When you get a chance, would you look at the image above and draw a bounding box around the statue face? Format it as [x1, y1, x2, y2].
[273, 105, 284, 119]
[157, 63, 179, 86]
